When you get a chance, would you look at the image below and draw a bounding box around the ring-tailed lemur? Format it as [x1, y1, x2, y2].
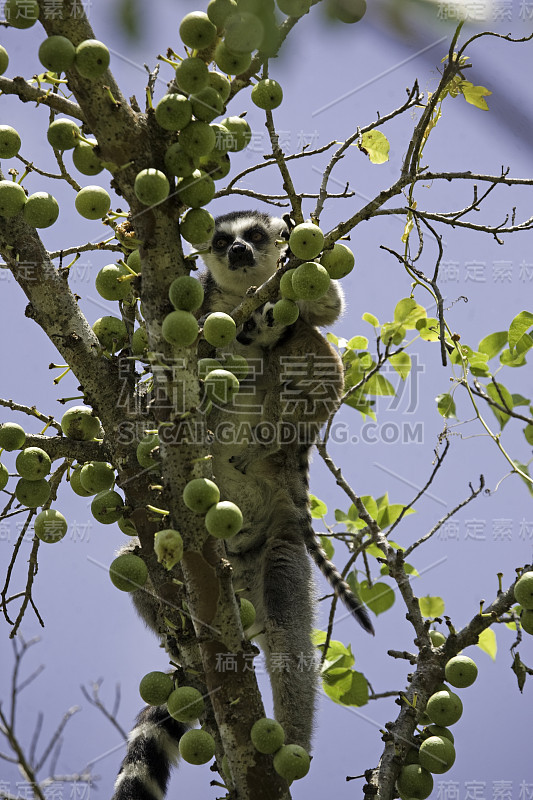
[112, 211, 373, 800]
[233, 300, 374, 625]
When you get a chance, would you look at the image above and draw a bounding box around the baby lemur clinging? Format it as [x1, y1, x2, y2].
[112, 210, 372, 800]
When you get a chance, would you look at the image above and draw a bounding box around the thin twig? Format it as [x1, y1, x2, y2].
[468, 379, 533, 426]
[403, 476, 486, 558]
[224, 140, 338, 193]
[35, 707, 81, 773]
[80, 682, 128, 741]
[0, 399, 62, 432]
[387, 441, 451, 539]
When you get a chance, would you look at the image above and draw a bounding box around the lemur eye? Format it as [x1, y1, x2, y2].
[212, 235, 231, 250]
[245, 227, 266, 244]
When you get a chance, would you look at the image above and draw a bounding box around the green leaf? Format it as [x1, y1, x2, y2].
[309, 494, 328, 519]
[338, 670, 369, 706]
[419, 596, 445, 617]
[386, 540, 402, 551]
[376, 492, 389, 511]
[416, 317, 440, 342]
[390, 352, 411, 380]
[314, 633, 354, 670]
[362, 312, 379, 327]
[359, 352, 373, 370]
[477, 627, 497, 660]
[117, 0, 141, 38]
[347, 335, 369, 350]
[450, 344, 490, 377]
[363, 539, 399, 563]
[336, 497, 377, 531]
[381, 322, 405, 346]
[509, 311, 533, 352]
[485, 382, 513, 429]
[322, 668, 369, 707]
[360, 496, 378, 521]
[436, 393, 457, 418]
[380, 561, 419, 577]
[377, 502, 415, 529]
[364, 543, 386, 559]
[459, 80, 492, 110]
[524, 425, 533, 446]
[500, 348, 528, 368]
[359, 130, 389, 164]
[516, 333, 533, 356]
[513, 462, 533, 497]
[319, 535, 335, 560]
[346, 571, 360, 595]
[394, 298, 427, 329]
[364, 374, 396, 397]
[376, 492, 389, 509]
[326, 332, 339, 346]
[359, 580, 395, 616]
[311, 628, 327, 645]
[478, 331, 508, 359]
[512, 394, 531, 406]
[343, 352, 374, 387]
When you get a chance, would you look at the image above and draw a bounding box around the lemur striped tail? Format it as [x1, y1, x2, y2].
[306, 534, 375, 635]
[112, 706, 188, 800]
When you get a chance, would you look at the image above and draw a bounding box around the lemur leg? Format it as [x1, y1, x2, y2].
[260, 532, 317, 751]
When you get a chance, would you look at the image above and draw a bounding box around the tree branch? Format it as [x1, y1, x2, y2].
[0, 75, 85, 120]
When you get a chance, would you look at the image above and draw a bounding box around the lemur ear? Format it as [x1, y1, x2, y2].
[281, 213, 293, 239]
[264, 304, 276, 327]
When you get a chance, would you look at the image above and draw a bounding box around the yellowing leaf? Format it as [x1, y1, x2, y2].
[422, 106, 441, 145]
[362, 312, 379, 327]
[390, 352, 411, 380]
[347, 335, 369, 350]
[477, 627, 497, 660]
[419, 596, 445, 617]
[394, 298, 427, 329]
[459, 80, 492, 110]
[417, 317, 440, 342]
[359, 130, 390, 164]
[309, 494, 328, 519]
[402, 216, 414, 243]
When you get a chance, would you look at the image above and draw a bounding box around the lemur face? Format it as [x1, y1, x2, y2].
[236, 302, 288, 347]
[200, 211, 289, 295]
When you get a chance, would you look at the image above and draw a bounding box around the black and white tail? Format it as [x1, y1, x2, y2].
[295, 445, 374, 636]
[306, 533, 375, 635]
[112, 706, 188, 800]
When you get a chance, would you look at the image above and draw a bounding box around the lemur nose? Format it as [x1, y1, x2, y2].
[227, 239, 254, 268]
